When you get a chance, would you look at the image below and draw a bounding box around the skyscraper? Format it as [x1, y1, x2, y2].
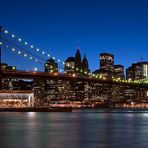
[75, 49, 82, 71]
[82, 53, 90, 75]
[100, 53, 114, 72]
[92, 53, 115, 79]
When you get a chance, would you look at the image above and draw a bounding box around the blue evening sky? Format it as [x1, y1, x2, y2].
[0, 0, 148, 72]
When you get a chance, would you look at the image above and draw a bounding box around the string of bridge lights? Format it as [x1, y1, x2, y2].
[2, 28, 64, 65]
[0, 41, 65, 72]
[3, 42, 42, 64]
[2, 28, 93, 75]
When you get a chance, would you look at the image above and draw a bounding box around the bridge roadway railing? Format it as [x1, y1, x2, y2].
[1, 70, 148, 89]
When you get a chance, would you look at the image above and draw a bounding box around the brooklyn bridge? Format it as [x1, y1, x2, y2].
[0, 26, 148, 108]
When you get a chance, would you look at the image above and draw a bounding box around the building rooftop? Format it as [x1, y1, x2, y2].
[114, 65, 124, 68]
[65, 57, 75, 63]
[100, 53, 114, 57]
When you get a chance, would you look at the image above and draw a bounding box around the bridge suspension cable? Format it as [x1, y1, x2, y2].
[2, 28, 65, 65]
[1, 27, 92, 74]
[1, 28, 65, 72]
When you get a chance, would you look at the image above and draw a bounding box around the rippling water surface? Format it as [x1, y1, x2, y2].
[1, 109, 148, 148]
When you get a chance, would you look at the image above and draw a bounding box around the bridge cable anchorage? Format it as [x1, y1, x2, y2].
[2, 28, 64, 66]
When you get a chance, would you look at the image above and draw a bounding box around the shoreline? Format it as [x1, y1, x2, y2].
[0, 107, 73, 112]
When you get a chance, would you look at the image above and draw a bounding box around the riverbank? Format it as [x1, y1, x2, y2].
[109, 103, 148, 109]
[0, 107, 72, 112]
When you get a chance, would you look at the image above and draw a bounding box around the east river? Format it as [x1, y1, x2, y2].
[1, 109, 148, 148]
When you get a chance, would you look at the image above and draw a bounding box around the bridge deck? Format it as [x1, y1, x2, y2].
[2, 71, 148, 88]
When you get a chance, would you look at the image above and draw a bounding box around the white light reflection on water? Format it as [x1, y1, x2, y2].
[1, 110, 148, 148]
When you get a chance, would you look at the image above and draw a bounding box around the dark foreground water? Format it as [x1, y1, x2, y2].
[1, 109, 148, 148]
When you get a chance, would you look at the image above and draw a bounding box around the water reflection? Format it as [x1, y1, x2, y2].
[0, 110, 148, 148]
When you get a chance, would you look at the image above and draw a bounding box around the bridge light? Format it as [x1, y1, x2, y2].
[4, 30, 8, 34]
[34, 67, 38, 71]
[24, 54, 27, 57]
[18, 38, 22, 42]
[30, 57, 33, 60]
[24, 42, 28, 45]
[35, 59, 38, 62]
[12, 48, 15, 51]
[31, 45, 34, 48]
[63, 62, 65, 65]
[60, 69, 62, 72]
[0, 42, 2, 45]
[47, 54, 50, 57]
[52, 57, 55, 60]
[36, 48, 39, 51]
[58, 59, 60, 62]
[12, 34, 15, 38]
[12, 66, 16, 70]
[72, 73, 76, 77]
[18, 51, 21, 54]
[42, 51, 45, 54]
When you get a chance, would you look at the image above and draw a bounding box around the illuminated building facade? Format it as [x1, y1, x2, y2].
[1, 63, 16, 72]
[44, 58, 58, 73]
[64, 57, 75, 74]
[0, 90, 34, 108]
[93, 53, 114, 79]
[44, 59, 58, 101]
[126, 66, 134, 81]
[126, 62, 148, 80]
[100, 53, 114, 78]
[64, 49, 91, 101]
[114, 65, 124, 80]
[64, 49, 90, 75]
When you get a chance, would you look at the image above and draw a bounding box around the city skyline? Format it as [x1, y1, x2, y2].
[1, 0, 148, 71]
